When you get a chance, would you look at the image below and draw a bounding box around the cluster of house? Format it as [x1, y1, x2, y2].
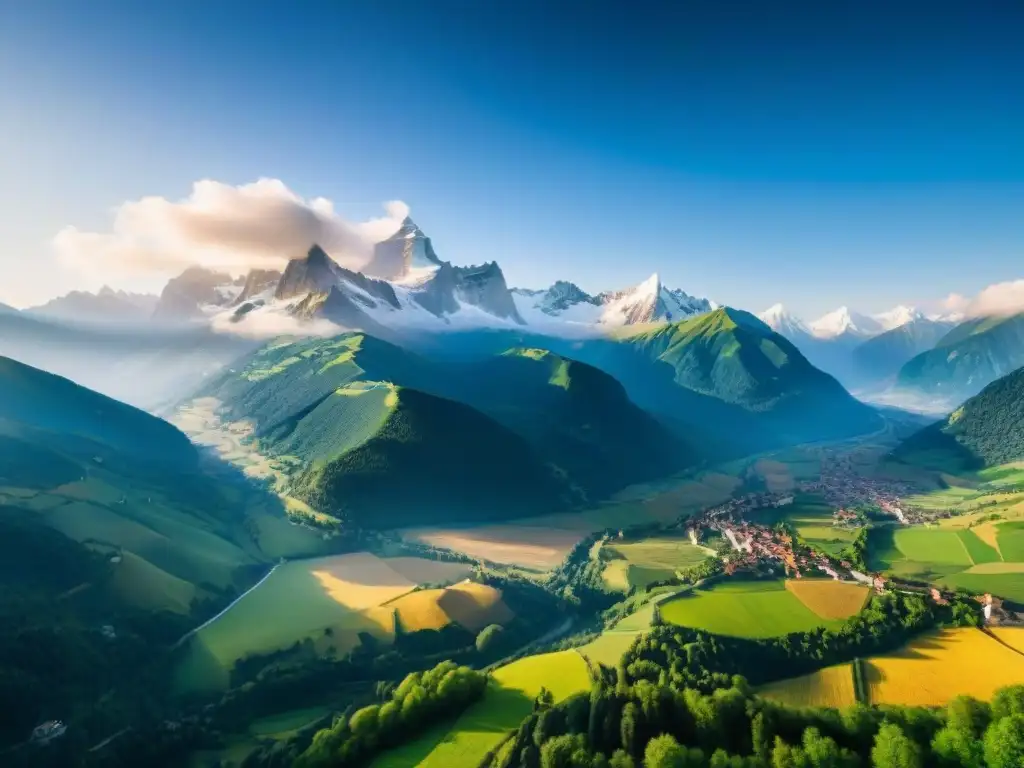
[799, 452, 915, 524]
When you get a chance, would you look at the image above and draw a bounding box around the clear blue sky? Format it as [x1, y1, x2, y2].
[1, 0, 1022, 317]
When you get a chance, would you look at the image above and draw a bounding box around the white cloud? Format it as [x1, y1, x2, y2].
[938, 280, 1024, 319]
[54, 178, 409, 281]
[209, 306, 348, 340]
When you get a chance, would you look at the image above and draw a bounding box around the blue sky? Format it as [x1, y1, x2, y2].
[1, 0, 1022, 317]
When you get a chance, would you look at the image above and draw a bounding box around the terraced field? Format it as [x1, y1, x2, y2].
[372, 650, 592, 768]
[758, 663, 858, 708]
[174, 553, 477, 693]
[659, 579, 842, 638]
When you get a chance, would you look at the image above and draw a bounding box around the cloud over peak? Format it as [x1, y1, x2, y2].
[941, 279, 1024, 319]
[54, 178, 409, 280]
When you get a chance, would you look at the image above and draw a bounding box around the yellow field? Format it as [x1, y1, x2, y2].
[402, 525, 584, 569]
[308, 551, 418, 609]
[785, 579, 869, 620]
[389, 581, 514, 632]
[989, 627, 1024, 654]
[865, 628, 1024, 705]
[759, 663, 857, 708]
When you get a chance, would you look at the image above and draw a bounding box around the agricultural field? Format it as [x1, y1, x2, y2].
[578, 591, 676, 667]
[601, 535, 714, 592]
[989, 626, 1024, 653]
[659, 579, 842, 638]
[870, 520, 1024, 602]
[174, 553, 477, 693]
[373, 650, 591, 768]
[390, 581, 514, 632]
[751, 494, 856, 558]
[401, 470, 741, 570]
[758, 663, 858, 708]
[864, 628, 1024, 705]
[784, 579, 868, 620]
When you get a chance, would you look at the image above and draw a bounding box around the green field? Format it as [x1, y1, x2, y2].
[752, 494, 855, 557]
[372, 650, 591, 768]
[577, 595, 671, 667]
[956, 530, 1001, 564]
[869, 519, 1024, 603]
[601, 535, 713, 591]
[659, 579, 838, 638]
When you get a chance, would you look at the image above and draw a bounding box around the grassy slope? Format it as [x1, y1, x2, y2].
[896, 312, 1024, 398]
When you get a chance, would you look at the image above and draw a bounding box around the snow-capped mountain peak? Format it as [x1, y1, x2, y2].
[871, 305, 924, 332]
[808, 306, 883, 339]
[758, 303, 809, 338]
[364, 216, 444, 281]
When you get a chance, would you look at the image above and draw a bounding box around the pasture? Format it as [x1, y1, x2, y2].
[659, 579, 839, 638]
[601, 535, 714, 591]
[864, 628, 1024, 706]
[577, 595, 671, 667]
[174, 553, 476, 693]
[373, 650, 591, 768]
[758, 663, 857, 709]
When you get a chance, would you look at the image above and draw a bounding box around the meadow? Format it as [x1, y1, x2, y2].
[577, 592, 675, 667]
[371, 650, 592, 768]
[658, 579, 842, 638]
[758, 663, 858, 708]
[601, 535, 714, 591]
[174, 553, 476, 692]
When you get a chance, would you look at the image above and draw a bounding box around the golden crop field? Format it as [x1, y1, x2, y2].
[784, 579, 869, 620]
[758, 663, 857, 708]
[865, 628, 1024, 706]
[389, 581, 514, 632]
[989, 626, 1024, 654]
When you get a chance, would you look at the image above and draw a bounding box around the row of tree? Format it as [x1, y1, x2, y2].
[293, 660, 487, 767]
[484, 673, 1024, 768]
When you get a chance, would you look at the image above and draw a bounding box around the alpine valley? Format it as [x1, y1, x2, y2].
[6, 214, 1024, 768]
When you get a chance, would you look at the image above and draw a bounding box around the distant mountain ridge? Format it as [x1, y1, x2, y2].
[28, 285, 159, 323]
[896, 311, 1024, 400]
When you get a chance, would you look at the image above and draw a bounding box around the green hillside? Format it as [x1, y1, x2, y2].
[893, 365, 1024, 471]
[200, 334, 577, 526]
[0, 355, 197, 469]
[851, 318, 954, 384]
[896, 312, 1024, 399]
[607, 308, 882, 448]
[0, 356, 333, 749]
[445, 348, 694, 497]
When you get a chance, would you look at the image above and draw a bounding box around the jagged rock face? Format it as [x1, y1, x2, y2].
[454, 262, 524, 323]
[540, 281, 598, 314]
[275, 245, 341, 300]
[153, 266, 242, 320]
[364, 217, 443, 280]
[409, 263, 461, 316]
[234, 269, 282, 305]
